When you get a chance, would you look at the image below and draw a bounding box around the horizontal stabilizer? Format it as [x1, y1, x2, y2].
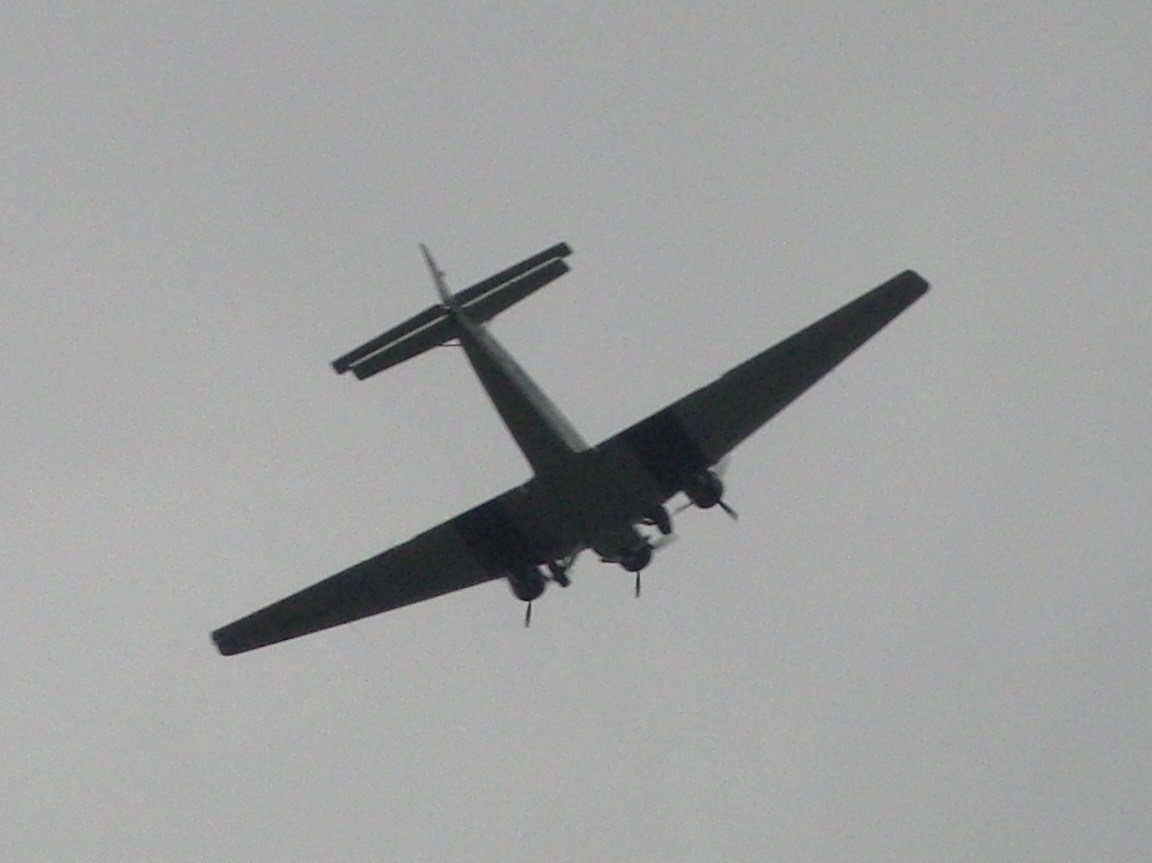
[460, 257, 569, 319]
[332, 243, 572, 380]
[454, 242, 571, 308]
[348, 314, 458, 379]
[332, 304, 446, 374]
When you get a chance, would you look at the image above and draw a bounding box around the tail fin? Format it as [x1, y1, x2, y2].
[420, 243, 453, 306]
[332, 242, 573, 380]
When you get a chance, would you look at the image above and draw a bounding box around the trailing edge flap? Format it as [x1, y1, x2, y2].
[333, 243, 572, 380]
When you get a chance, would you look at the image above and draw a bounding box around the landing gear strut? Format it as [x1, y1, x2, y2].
[547, 561, 571, 587]
[640, 505, 673, 536]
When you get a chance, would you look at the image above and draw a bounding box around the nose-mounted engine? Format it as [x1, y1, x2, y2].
[619, 542, 653, 573]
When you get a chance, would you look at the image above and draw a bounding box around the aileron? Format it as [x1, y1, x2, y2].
[211, 528, 484, 656]
[603, 270, 928, 498]
[676, 269, 928, 463]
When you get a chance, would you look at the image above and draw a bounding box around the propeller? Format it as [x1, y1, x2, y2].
[673, 496, 738, 519]
[524, 602, 532, 627]
[674, 461, 739, 520]
[632, 534, 677, 599]
[705, 458, 738, 518]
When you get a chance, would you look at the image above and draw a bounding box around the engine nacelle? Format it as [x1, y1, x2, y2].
[619, 543, 653, 573]
[507, 566, 546, 602]
[683, 469, 724, 509]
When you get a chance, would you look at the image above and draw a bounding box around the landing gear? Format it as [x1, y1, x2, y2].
[547, 561, 571, 587]
[510, 556, 578, 627]
[640, 505, 673, 536]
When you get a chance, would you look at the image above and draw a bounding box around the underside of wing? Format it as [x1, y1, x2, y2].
[212, 484, 556, 655]
[603, 271, 930, 498]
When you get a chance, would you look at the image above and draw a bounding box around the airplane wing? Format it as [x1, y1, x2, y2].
[601, 270, 930, 500]
[211, 482, 555, 655]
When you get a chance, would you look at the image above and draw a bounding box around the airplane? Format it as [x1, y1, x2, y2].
[212, 243, 928, 655]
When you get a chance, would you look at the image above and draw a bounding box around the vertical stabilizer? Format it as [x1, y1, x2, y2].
[420, 244, 454, 306]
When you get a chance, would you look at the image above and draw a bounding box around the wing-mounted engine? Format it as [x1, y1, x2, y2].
[683, 469, 723, 508]
[682, 469, 738, 519]
[506, 565, 547, 602]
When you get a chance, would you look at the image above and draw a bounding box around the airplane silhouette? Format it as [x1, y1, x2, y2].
[212, 243, 928, 654]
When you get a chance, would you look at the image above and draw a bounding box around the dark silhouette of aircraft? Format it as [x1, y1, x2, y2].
[212, 243, 928, 654]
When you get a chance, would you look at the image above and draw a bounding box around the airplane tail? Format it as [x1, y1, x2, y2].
[332, 242, 572, 380]
[420, 243, 453, 306]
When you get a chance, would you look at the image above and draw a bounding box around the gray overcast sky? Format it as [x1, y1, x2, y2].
[3, 3, 1149, 860]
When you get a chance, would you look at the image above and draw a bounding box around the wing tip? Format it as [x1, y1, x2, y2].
[892, 269, 930, 298]
[211, 628, 245, 656]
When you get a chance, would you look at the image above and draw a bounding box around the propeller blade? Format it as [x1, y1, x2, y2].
[524, 602, 532, 628]
[674, 496, 737, 519]
[634, 572, 641, 598]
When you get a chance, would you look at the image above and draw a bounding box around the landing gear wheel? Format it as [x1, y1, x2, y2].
[641, 505, 673, 536]
[547, 561, 571, 587]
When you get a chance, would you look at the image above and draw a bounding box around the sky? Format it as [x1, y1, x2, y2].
[3, 2, 1150, 860]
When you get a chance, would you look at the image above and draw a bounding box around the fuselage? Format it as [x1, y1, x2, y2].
[449, 306, 662, 569]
